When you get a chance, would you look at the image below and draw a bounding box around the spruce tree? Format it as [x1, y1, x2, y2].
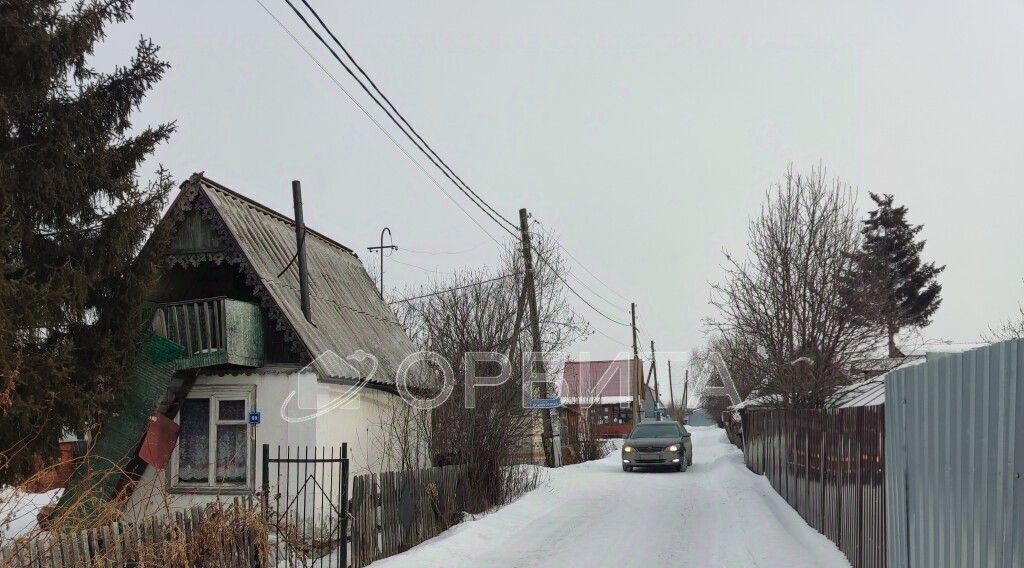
[0, 0, 174, 483]
[853, 193, 944, 357]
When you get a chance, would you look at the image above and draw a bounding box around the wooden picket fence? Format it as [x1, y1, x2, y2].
[0, 497, 264, 567]
[349, 464, 468, 568]
[5, 465, 488, 568]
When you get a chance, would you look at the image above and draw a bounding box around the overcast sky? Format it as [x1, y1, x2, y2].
[94, 0, 1024, 402]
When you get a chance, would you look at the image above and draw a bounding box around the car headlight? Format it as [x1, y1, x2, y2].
[623, 446, 634, 453]
[666, 444, 679, 453]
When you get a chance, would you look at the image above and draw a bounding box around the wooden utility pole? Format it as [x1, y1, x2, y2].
[650, 340, 660, 417]
[683, 369, 689, 423]
[631, 303, 641, 425]
[668, 361, 676, 414]
[519, 208, 558, 468]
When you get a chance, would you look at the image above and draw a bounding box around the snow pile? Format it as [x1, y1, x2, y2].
[368, 427, 850, 568]
[0, 487, 62, 542]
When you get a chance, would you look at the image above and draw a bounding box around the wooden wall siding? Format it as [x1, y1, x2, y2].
[157, 297, 264, 368]
[350, 465, 468, 568]
[168, 209, 225, 254]
[741, 406, 886, 568]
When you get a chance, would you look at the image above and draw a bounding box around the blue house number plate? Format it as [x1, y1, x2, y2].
[248, 410, 261, 426]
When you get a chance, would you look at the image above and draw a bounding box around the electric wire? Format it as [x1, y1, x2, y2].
[258, 0, 636, 332]
[253, 0, 510, 248]
[279, 0, 519, 241]
[388, 273, 519, 304]
[533, 218, 632, 304]
[296, 0, 517, 232]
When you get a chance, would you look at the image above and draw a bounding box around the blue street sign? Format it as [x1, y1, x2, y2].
[526, 397, 562, 409]
[248, 410, 261, 426]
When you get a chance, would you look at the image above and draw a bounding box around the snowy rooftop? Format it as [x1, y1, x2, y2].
[728, 342, 990, 411]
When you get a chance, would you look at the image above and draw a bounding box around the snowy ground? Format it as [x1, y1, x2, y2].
[370, 426, 850, 568]
[0, 487, 61, 542]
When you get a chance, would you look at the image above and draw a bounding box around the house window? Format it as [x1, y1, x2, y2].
[173, 387, 254, 491]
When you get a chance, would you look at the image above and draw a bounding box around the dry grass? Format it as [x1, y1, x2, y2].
[0, 451, 276, 567]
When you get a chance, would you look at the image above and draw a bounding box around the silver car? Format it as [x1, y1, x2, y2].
[621, 420, 692, 472]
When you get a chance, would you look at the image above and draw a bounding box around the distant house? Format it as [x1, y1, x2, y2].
[559, 359, 660, 439]
[59, 174, 424, 520]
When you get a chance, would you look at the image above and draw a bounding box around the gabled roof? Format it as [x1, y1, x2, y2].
[561, 359, 640, 404]
[167, 174, 419, 386]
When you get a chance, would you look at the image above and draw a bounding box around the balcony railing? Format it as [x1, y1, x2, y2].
[153, 297, 264, 369]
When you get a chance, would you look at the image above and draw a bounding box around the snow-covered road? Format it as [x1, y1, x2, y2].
[370, 426, 850, 568]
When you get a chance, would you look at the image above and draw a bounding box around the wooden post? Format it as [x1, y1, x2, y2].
[668, 360, 676, 415]
[631, 303, 641, 425]
[519, 208, 558, 467]
[683, 369, 689, 422]
[650, 340, 660, 417]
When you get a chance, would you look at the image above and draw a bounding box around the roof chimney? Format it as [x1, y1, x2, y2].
[292, 180, 312, 323]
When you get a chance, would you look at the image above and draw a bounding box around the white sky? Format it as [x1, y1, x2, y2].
[94, 0, 1024, 402]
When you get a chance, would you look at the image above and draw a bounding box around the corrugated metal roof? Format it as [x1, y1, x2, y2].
[184, 176, 419, 386]
[560, 360, 647, 406]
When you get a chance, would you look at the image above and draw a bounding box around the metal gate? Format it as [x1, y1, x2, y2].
[262, 444, 350, 567]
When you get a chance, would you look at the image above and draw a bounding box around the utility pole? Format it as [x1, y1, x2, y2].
[651, 340, 660, 418]
[519, 208, 558, 468]
[631, 303, 641, 425]
[367, 227, 397, 299]
[683, 369, 689, 423]
[668, 360, 676, 415]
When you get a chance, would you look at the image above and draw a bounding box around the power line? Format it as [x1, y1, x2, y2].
[253, 0, 510, 248]
[388, 273, 519, 304]
[296, 0, 517, 233]
[531, 246, 631, 327]
[388, 257, 458, 276]
[398, 243, 485, 256]
[533, 218, 631, 303]
[258, 0, 636, 332]
[279, 0, 519, 241]
[526, 218, 629, 316]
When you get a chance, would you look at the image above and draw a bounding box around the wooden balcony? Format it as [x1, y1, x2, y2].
[152, 297, 264, 369]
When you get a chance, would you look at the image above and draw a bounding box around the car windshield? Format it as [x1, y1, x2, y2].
[630, 424, 680, 438]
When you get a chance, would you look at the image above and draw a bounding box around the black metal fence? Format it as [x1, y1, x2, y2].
[262, 444, 350, 568]
[741, 406, 885, 568]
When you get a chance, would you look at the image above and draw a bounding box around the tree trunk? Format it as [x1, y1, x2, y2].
[887, 324, 904, 358]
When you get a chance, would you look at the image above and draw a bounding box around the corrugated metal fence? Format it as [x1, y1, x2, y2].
[742, 406, 885, 568]
[886, 339, 1024, 568]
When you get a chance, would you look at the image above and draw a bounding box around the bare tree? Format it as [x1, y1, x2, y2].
[383, 231, 589, 511]
[707, 166, 882, 407]
[689, 333, 762, 415]
[985, 279, 1024, 341]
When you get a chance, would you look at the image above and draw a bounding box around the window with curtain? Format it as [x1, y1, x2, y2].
[173, 387, 253, 490]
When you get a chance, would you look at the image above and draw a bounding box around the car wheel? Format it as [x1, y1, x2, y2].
[679, 457, 688, 472]
[622, 464, 633, 472]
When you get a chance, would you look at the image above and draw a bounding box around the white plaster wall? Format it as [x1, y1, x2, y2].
[124, 370, 399, 517]
[311, 384, 429, 478]
[124, 370, 413, 519]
